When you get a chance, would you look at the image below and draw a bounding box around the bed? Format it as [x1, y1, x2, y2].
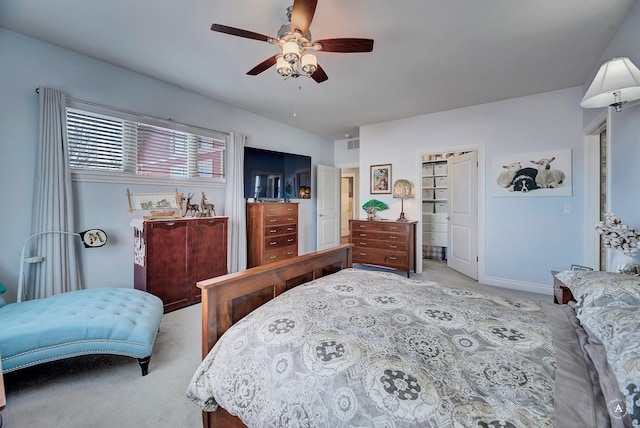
[187, 244, 639, 427]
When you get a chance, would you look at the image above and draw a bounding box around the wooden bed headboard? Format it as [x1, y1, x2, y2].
[196, 243, 353, 358]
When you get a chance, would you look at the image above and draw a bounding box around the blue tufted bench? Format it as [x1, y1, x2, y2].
[0, 288, 163, 376]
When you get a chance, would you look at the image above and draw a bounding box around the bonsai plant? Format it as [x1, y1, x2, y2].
[362, 199, 388, 220]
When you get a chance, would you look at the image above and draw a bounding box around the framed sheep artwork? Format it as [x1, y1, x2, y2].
[491, 149, 572, 197]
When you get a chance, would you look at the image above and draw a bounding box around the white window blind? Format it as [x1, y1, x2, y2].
[66, 108, 226, 180]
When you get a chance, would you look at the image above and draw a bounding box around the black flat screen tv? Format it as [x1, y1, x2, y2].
[243, 147, 312, 200]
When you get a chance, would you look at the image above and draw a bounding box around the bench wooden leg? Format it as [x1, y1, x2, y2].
[138, 356, 151, 376]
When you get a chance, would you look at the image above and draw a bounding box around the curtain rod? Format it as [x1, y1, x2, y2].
[34, 87, 231, 137]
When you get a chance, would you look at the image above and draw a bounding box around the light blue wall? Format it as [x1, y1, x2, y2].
[0, 28, 333, 303]
[360, 87, 584, 294]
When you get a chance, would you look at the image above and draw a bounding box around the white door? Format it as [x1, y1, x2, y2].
[447, 151, 478, 279]
[317, 165, 340, 250]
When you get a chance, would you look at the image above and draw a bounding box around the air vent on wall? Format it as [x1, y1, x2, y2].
[347, 139, 360, 150]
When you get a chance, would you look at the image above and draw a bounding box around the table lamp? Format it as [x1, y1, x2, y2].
[392, 179, 413, 222]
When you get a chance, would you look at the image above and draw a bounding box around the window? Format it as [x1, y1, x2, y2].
[66, 108, 226, 183]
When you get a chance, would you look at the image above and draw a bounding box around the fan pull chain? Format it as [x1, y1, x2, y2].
[293, 85, 302, 118]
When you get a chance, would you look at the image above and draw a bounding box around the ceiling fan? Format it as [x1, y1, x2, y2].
[210, 0, 374, 83]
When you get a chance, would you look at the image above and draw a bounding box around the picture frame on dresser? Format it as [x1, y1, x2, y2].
[370, 164, 392, 194]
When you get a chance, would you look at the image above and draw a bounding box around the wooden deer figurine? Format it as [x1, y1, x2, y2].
[176, 192, 186, 217]
[200, 192, 216, 217]
[185, 192, 199, 217]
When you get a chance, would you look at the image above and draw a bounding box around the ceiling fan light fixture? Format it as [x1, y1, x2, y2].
[301, 53, 317, 75]
[283, 41, 301, 64]
[276, 55, 293, 77]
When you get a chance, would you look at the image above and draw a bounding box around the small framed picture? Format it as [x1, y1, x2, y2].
[570, 264, 593, 271]
[370, 164, 392, 194]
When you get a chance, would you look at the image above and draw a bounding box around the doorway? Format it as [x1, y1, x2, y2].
[583, 112, 607, 271]
[420, 150, 479, 280]
[340, 168, 359, 244]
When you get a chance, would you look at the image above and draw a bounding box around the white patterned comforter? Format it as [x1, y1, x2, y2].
[187, 269, 559, 427]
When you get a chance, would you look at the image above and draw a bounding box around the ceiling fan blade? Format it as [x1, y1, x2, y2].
[311, 64, 328, 83]
[290, 0, 317, 36]
[313, 38, 374, 53]
[211, 24, 273, 43]
[247, 55, 278, 76]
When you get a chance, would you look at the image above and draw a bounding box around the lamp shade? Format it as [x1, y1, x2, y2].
[276, 55, 292, 77]
[301, 53, 317, 75]
[581, 57, 640, 109]
[392, 179, 413, 199]
[282, 41, 300, 64]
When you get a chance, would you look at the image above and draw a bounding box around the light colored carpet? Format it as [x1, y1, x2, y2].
[0, 261, 551, 427]
[1, 303, 204, 428]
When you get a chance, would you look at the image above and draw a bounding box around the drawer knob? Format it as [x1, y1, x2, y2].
[287, 239, 294, 242]
[390, 245, 397, 249]
[359, 233, 367, 237]
[287, 227, 294, 231]
[359, 242, 366, 245]
[389, 256, 397, 260]
[269, 255, 277, 259]
[359, 253, 367, 256]
[270, 241, 277, 245]
[390, 235, 397, 239]
[359, 225, 367, 228]
[269, 219, 277, 222]
[270, 229, 277, 233]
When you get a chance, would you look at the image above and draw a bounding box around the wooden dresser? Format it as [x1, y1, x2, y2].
[247, 202, 298, 268]
[350, 219, 417, 277]
[133, 217, 228, 312]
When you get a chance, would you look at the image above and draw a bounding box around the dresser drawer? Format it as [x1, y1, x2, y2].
[264, 234, 297, 249]
[265, 224, 297, 236]
[352, 238, 408, 252]
[263, 247, 297, 264]
[351, 230, 408, 242]
[263, 204, 298, 216]
[353, 247, 408, 267]
[265, 214, 298, 226]
[351, 221, 408, 233]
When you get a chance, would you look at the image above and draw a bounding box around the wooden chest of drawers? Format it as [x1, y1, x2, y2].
[133, 217, 228, 312]
[350, 219, 417, 277]
[247, 202, 298, 267]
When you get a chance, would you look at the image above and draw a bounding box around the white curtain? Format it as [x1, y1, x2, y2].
[224, 132, 247, 273]
[27, 87, 81, 299]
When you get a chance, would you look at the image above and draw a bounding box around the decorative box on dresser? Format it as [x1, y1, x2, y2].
[247, 202, 298, 268]
[133, 217, 228, 312]
[350, 219, 417, 277]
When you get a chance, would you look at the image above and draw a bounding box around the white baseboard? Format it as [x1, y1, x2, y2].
[480, 275, 554, 296]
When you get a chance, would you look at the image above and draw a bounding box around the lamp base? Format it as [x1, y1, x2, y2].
[396, 212, 408, 222]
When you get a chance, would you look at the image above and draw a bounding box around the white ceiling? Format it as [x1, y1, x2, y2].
[0, 0, 634, 140]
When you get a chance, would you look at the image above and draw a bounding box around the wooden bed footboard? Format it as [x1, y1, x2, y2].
[196, 244, 353, 428]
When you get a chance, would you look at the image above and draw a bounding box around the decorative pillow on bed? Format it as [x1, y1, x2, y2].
[555, 270, 640, 313]
[578, 305, 640, 425]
